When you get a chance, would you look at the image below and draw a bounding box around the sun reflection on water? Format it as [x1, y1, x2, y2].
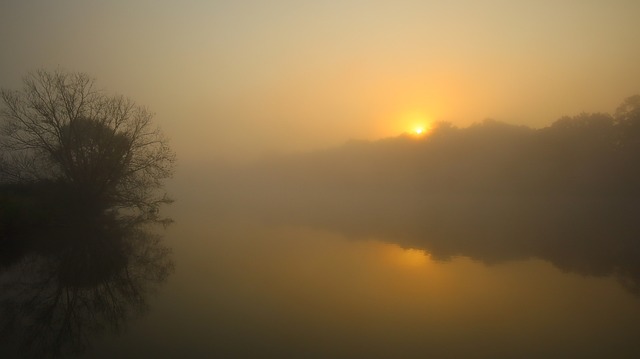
[379, 243, 431, 268]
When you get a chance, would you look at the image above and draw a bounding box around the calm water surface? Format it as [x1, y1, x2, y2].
[75, 202, 640, 359]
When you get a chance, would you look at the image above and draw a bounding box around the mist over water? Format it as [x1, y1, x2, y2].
[2, 1, 640, 357]
[188, 103, 640, 294]
[110, 101, 640, 358]
[3, 86, 640, 357]
[3, 104, 640, 357]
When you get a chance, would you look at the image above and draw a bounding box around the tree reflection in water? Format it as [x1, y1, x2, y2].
[0, 214, 174, 358]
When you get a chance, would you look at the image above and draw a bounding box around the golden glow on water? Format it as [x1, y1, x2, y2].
[141, 215, 640, 358]
[396, 247, 430, 267]
[376, 243, 431, 268]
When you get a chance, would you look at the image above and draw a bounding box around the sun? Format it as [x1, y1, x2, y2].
[393, 110, 434, 137]
[411, 122, 432, 136]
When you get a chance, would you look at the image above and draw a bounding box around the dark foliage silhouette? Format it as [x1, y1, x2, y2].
[0, 69, 175, 220]
[0, 213, 174, 358]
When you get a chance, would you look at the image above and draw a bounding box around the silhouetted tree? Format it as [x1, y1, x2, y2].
[0, 70, 175, 217]
[615, 95, 640, 146]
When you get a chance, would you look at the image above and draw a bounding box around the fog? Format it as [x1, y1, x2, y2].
[3, 1, 640, 358]
[2, 1, 640, 161]
[178, 96, 640, 295]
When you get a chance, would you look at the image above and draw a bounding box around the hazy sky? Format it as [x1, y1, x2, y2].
[1, 0, 639, 161]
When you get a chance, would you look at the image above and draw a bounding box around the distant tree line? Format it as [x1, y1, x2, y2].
[248, 95, 640, 200]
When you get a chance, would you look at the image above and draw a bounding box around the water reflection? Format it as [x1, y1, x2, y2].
[101, 214, 640, 359]
[186, 113, 640, 297]
[247, 193, 640, 296]
[0, 214, 174, 358]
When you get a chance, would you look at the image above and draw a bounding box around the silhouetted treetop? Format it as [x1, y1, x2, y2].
[0, 69, 175, 218]
[615, 95, 640, 150]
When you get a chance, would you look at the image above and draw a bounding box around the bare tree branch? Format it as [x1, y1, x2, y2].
[0, 69, 175, 219]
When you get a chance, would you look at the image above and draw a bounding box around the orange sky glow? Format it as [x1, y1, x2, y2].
[1, 1, 639, 161]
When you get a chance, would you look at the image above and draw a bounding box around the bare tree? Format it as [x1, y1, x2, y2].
[0, 69, 175, 218]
